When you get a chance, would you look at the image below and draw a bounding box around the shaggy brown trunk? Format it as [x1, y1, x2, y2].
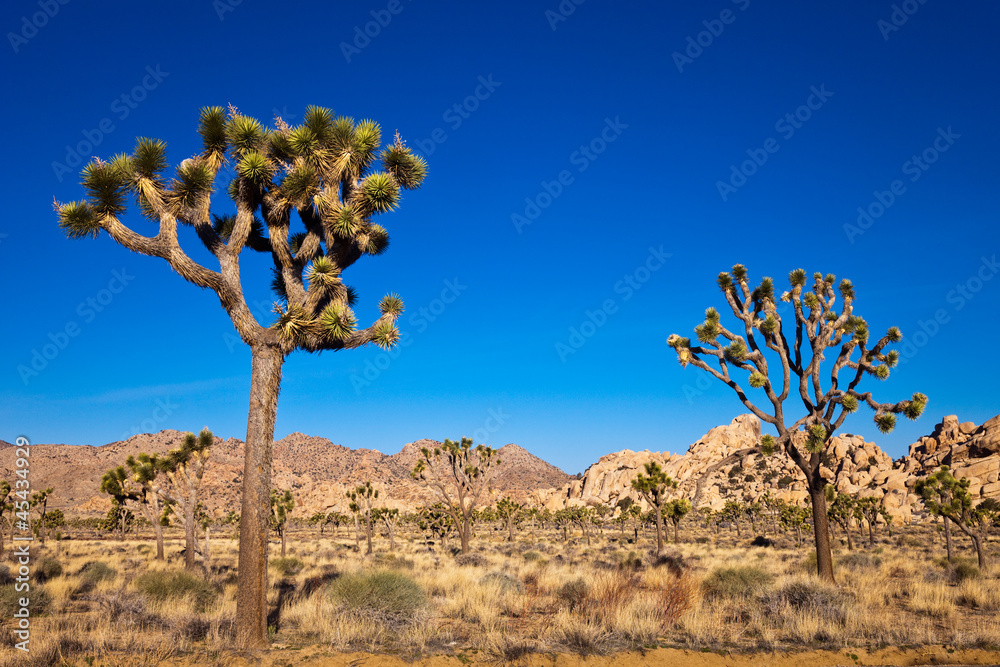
[867, 519, 875, 547]
[653, 506, 664, 556]
[944, 517, 954, 563]
[39, 499, 47, 545]
[184, 495, 197, 570]
[280, 526, 287, 557]
[507, 517, 514, 543]
[152, 496, 164, 560]
[235, 344, 283, 649]
[807, 481, 836, 584]
[673, 520, 680, 544]
[365, 516, 373, 555]
[460, 515, 471, 553]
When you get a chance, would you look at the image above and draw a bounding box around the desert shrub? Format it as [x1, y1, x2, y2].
[171, 613, 211, 640]
[372, 553, 415, 570]
[270, 556, 304, 576]
[78, 561, 117, 583]
[454, 552, 488, 568]
[652, 550, 685, 575]
[35, 558, 63, 583]
[616, 550, 643, 571]
[953, 562, 981, 583]
[750, 536, 774, 548]
[480, 571, 523, 594]
[760, 579, 846, 623]
[837, 552, 881, 570]
[778, 475, 795, 488]
[0, 583, 51, 616]
[0, 565, 13, 585]
[557, 578, 589, 611]
[523, 550, 543, 562]
[135, 570, 218, 611]
[93, 589, 153, 625]
[702, 566, 774, 600]
[327, 570, 427, 627]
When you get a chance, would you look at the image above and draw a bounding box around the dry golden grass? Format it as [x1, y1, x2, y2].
[0, 520, 997, 665]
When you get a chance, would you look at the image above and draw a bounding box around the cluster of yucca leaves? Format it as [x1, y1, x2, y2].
[57, 105, 426, 352]
[668, 265, 927, 452]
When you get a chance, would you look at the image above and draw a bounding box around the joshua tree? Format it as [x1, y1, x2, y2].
[0, 481, 12, 556]
[664, 498, 692, 544]
[124, 453, 167, 559]
[270, 489, 295, 557]
[158, 429, 213, 570]
[101, 469, 138, 539]
[826, 488, 858, 551]
[780, 501, 811, 547]
[630, 461, 677, 556]
[346, 481, 377, 555]
[29, 488, 54, 546]
[856, 495, 890, 547]
[412, 437, 500, 554]
[495, 497, 524, 543]
[916, 466, 990, 568]
[721, 500, 745, 537]
[56, 106, 425, 647]
[417, 503, 454, 548]
[372, 506, 400, 551]
[667, 266, 927, 582]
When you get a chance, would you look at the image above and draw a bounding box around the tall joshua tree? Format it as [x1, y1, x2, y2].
[347, 481, 378, 555]
[270, 488, 295, 558]
[56, 106, 425, 647]
[667, 265, 927, 582]
[412, 437, 500, 554]
[630, 461, 677, 556]
[916, 466, 990, 568]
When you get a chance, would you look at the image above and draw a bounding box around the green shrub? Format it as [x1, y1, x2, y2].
[556, 578, 589, 611]
[135, 570, 218, 611]
[0, 584, 51, 616]
[702, 566, 774, 600]
[35, 558, 63, 583]
[953, 562, 981, 583]
[270, 557, 304, 576]
[837, 552, 881, 570]
[78, 561, 117, 583]
[327, 570, 426, 626]
[760, 579, 846, 622]
[523, 550, 542, 562]
[454, 552, 488, 568]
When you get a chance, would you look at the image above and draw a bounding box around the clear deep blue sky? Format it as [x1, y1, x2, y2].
[2, 0, 998, 473]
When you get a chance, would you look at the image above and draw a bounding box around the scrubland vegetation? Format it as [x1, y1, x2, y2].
[2, 516, 998, 666]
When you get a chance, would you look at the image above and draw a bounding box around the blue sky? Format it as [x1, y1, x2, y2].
[2, 0, 998, 474]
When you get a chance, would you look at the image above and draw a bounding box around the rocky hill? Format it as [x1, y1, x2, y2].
[3, 413, 998, 524]
[0, 431, 572, 519]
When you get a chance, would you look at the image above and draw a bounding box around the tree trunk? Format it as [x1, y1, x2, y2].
[184, 496, 197, 570]
[673, 520, 679, 544]
[654, 507, 664, 556]
[280, 526, 287, 557]
[460, 515, 471, 553]
[507, 517, 514, 543]
[845, 521, 854, 551]
[868, 519, 875, 547]
[152, 498, 165, 560]
[39, 500, 47, 545]
[204, 526, 211, 561]
[235, 344, 284, 649]
[365, 517, 373, 555]
[944, 517, 954, 563]
[795, 524, 802, 548]
[807, 482, 836, 583]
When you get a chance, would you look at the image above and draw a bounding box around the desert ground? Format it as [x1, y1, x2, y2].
[2, 515, 999, 667]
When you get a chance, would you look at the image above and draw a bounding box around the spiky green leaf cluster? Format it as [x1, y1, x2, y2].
[724, 339, 748, 363]
[226, 115, 265, 156]
[363, 224, 390, 255]
[381, 142, 428, 190]
[198, 106, 228, 155]
[760, 434, 776, 456]
[361, 172, 400, 213]
[788, 268, 807, 287]
[904, 393, 928, 420]
[306, 256, 340, 290]
[839, 394, 859, 413]
[319, 303, 356, 340]
[57, 201, 101, 239]
[748, 371, 767, 388]
[805, 424, 827, 454]
[82, 161, 127, 216]
[378, 293, 404, 317]
[874, 412, 896, 434]
[371, 320, 400, 349]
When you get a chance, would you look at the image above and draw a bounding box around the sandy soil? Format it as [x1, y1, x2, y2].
[157, 645, 1000, 667]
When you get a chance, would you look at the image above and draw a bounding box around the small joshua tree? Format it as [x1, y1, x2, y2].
[125, 452, 167, 559]
[826, 488, 859, 551]
[412, 437, 500, 554]
[100, 469, 137, 540]
[372, 506, 400, 551]
[270, 489, 295, 558]
[630, 461, 677, 556]
[856, 495, 890, 547]
[159, 429, 213, 570]
[29, 488, 54, 545]
[346, 481, 377, 555]
[495, 497, 524, 543]
[56, 105, 425, 647]
[668, 265, 927, 582]
[916, 466, 990, 569]
[664, 498, 692, 544]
